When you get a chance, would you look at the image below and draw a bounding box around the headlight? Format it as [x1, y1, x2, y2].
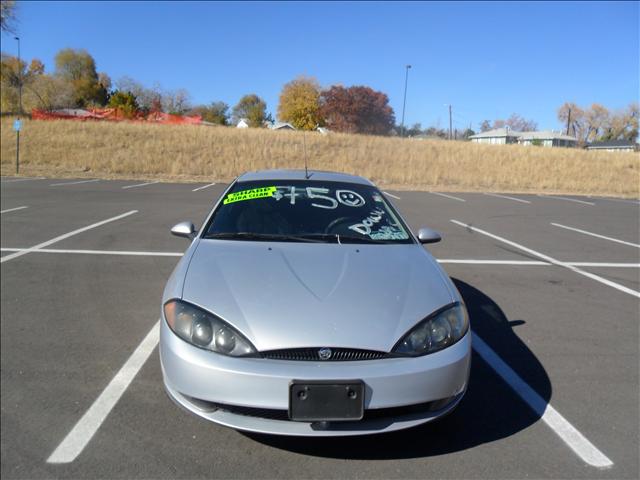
[163, 299, 257, 357]
[392, 303, 469, 356]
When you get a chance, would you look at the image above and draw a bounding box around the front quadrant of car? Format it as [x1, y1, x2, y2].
[160, 169, 471, 436]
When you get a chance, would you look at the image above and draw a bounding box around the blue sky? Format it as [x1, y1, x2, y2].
[2, 1, 638, 131]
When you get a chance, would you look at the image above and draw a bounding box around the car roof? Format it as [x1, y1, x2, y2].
[236, 169, 375, 186]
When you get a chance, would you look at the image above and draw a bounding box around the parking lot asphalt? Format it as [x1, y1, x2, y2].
[1, 176, 638, 479]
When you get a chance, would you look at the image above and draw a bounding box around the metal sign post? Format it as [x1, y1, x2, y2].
[13, 119, 21, 174]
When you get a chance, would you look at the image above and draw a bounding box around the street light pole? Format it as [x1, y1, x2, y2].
[14, 37, 22, 174]
[15, 36, 22, 116]
[400, 64, 411, 137]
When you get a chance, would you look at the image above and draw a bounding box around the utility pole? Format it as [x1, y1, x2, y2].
[448, 104, 453, 140]
[566, 107, 572, 135]
[400, 65, 411, 137]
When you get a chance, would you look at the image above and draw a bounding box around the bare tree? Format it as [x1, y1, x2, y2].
[505, 113, 537, 131]
[479, 120, 492, 132]
[1, 0, 17, 34]
[115, 76, 162, 112]
[557, 102, 584, 138]
[162, 88, 191, 115]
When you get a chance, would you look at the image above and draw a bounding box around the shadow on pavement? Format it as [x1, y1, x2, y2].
[244, 278, 551, 460]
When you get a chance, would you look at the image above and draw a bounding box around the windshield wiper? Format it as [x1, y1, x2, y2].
[335, 235, 390, 244]
[297, 233, 390, 244]
[203, 232, 393, 244]
[203, 232, 326, 243]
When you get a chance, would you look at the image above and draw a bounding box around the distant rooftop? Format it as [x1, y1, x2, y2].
[518, 131, 577, 141]
[587, 140, 637, 148]
[469, 128, 521, 139]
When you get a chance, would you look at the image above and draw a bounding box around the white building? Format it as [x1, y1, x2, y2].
[470, 128, 578, 148]
[268, 122, 295, 131]
[469, 128, 520, 144]
[236, 118, 249, 128]
[518, 131, 577, 148]
[586, 140, 638, 152]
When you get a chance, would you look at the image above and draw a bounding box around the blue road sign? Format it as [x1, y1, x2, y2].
[13, 119, 22, 132]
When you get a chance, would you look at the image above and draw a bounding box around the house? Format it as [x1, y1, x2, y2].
[470, 128, 578, 148]
[316, 126, 330, 135]
[268, 122, 295, 131]
[518, 131, 577, 148]
[586, 140, 638, 152]
[469, 128, 520, 144]
[236, 118, 249, 128]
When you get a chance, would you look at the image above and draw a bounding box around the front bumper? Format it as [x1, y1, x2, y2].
[159, 319, 471, 436]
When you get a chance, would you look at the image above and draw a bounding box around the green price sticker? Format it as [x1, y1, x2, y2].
[223, 186, 277, 204]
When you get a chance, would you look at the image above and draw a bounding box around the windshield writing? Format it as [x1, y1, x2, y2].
[205, 181, 412, 244]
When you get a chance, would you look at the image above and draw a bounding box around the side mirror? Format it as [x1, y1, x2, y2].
[171, 221, 196, 239]
[417, 227, 442, 244]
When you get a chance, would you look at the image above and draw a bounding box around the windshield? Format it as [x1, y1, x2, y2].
[203, 180, 413, 244]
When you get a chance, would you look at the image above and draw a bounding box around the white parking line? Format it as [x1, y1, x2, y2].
[438, 259, 639, 267]
[596, 197, 640, 205]
[483, 192, 531, 204]
[568, 262, 640, 268]
[472, 332, 613, 468]
[192, 183, 216, 192]
[551, 223, 640, 249]
[2, 248, 638, 269]
[429, 192, 466, 202]
[537, 194, 594, 206]
[0, 211, 138, 264]
[50, 179, 100, 187]
[1, 206, 28, 214]
[1, 248, 182, 257]
[122, 181, 160, 189]
[1, 177, 45, 183]
[47, 320, 160, 464]
[451, 220, 640, 298]
[439, 259, 549, 265]
[382, 191, 401, 200]
[44, 314, 615, 466]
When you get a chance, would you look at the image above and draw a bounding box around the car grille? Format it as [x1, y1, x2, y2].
[194, 398, 457, 422]
[260, 348, 388, 361]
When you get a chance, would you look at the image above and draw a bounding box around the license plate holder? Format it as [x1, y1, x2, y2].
[289, 380, 364, 421]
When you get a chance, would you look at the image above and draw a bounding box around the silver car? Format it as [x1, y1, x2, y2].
[160, 169, 471, 436]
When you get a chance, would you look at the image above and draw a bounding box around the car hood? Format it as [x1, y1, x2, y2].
[181, 240, 456, 352]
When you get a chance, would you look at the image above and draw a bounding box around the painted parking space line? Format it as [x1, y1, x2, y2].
[436, 259, 640, 267]
[451, 220, 640, 298]
[43, 315, 614, 467]
[47, 320, 160, 464]
[568, 262, 640, 268]
[122, 181, 160, 190]
[472, 332, 613, 468]
[537, 194, 594, 206]
[599, 198, 640, 205]
[438, 259, 549, 265]
[0, 247, 182, 257]
[50, 179, 100, 187]
[192, 183, 216, 192]
[430, 192, 466, 202]
[482, 192, 531, 204]
[1, 177, 45, 183]
[2, 248, 638, 269]
[0, 210, 138, 264]
[1, 206, 28, 214]
[382, 191, 401, 200]
[551, 223, 640, 249]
